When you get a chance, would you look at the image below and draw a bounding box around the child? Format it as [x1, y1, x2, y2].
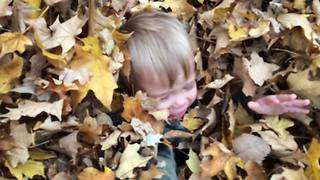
[119, 10, 310, 180]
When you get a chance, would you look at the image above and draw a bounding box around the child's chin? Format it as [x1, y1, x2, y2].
[169, 112, 185, 120]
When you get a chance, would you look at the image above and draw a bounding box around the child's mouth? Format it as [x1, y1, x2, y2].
[169, 111, 186, 120]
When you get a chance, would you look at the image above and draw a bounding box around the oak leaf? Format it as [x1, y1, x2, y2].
[0, 54, 23, 94]
[0, 99, 63, 121]
[69, 46, 117, 110]
[0, 32, 32, 57]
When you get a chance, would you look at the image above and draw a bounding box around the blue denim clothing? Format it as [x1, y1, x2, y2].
[156, 121, 190, 180]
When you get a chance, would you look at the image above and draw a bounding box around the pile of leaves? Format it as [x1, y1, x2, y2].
[1, 0, 320, 179]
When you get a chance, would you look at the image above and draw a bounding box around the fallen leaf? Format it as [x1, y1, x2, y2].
[264, 116, 294, 139]
[270, 167, 307, 180]
[0, 32, 32, 57]
[244, 161, 267, 180]
[0, 137, 17, 151]
[5, 160, 45, 180]
[33, 116, 62, 131]
[121, 96, 153, 122]
[46, 15, 88, 53]
[182, 115, 204, 133]
[59, 67, 91, 85]
[78, 167, 114, 180]
[44, 0, 64, 6]
[162, 0, 196, 21]
[101, 130, 121, 150]
[29, 149, 56, 160]
[258, 130, 297, 157]
[248, 52, 279, 86]
[79, 116, 102, 144]
[0, 54, 23, 94]
[115, 143, 152, 179]
[233, 133, 270, 164]
[200, 142, 231, 178]
[228, 24, 249, 41]
[305, 138, 320, 180]
[277, 13, 314, 40]
[287, 68, 320, 106]
[233, 57, 257, 96]
[204, 74, 234, 89]
[186, 148, 201, 173]
[138, 164, 163, 180]
[0, 99, 63, 121]
[69, 46, 117, 110]
[0, 0, 13, 17]
[5, 122, 34, 167]
[59, 131, 82, 162]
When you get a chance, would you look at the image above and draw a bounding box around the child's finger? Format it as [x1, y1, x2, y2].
[274, 94, 297, 102]
[286, 107, 310, 114]
[248, 101, 261, 112]
[283, 99, 310, 107]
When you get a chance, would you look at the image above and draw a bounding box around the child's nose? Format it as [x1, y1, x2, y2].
[173, 95, 187, 107]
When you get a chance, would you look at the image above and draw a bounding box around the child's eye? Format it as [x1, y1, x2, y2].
[160, 96, 169, 101]
[184, 81, 195, 90]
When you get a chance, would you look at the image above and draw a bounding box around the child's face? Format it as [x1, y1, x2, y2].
[137, 65, 197, 120]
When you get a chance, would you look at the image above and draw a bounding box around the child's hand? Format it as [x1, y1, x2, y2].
[247, 94, 310, 115]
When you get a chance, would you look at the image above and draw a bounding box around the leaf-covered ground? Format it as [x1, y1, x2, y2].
[1, 0, 320, 179]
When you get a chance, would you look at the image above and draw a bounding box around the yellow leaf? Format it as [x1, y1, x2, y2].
[5, 160, 45, 180]
[162, 0, 196, 21]
[70, 46, 117, 109]
[25, 0, 41, 18]
[293, 0, 305, 10]
[29, 149, 56, 160]
[0, 54, 23, 94]
[0, 32, 32, 57]
[249, 20, 270, 38]
[81, 36, 103, 55]
[182, 116, 204, 133]
[121, 96, 153, 122]
[78, 167, 114, 180]
[277, 13, 313, 40]
[271, 167, 307, 180]
[305, 138, 320, 180]
[287, 68, 320, 106]
[228, 24, 249, 41]
[34, 33, 67, 68]
[265, 116, 294, 139]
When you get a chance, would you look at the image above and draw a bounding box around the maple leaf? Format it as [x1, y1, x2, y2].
[69, 46, 117, 110]
[264, 116, 294, 139]
[5, 122, 34, 167]
[78, 167, 114, 180]
[305, 138, 320, 180]
[248, 52, 279, 86]
[0, 32, 32, 58]
[162, 0, 196, 21]
[0, 99, 63, 121]
[0, 0, 13, 17]
[5, 160, 45, 180]
[121, 96, 154, 122]
[115, 143, 152, 179]
[0, 54, 23, 94]
[47, 15, 88, 53]
[200, 142, 232, 178]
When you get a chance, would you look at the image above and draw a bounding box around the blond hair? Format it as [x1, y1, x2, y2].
[120, 10, 194, 91]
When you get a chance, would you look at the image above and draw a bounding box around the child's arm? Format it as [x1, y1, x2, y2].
[247, 94, 310, 115]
